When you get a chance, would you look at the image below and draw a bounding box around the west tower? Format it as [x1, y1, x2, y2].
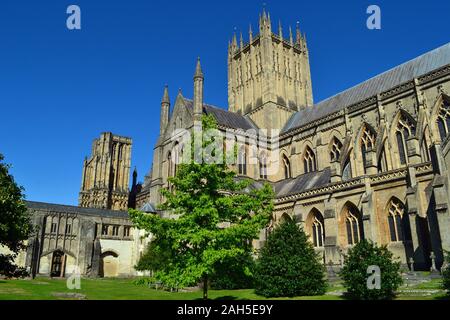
[227, 10, 313, 130]
[79, 132, 132, 210]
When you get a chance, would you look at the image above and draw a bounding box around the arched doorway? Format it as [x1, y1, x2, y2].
[50, 250, 66, 277]
[100, 251, 119, 277]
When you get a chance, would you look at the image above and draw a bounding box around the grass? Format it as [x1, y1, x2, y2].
[0, 277, 447, 300]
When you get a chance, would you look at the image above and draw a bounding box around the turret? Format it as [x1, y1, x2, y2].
[160, 85, 170, 135]
[193, 58, 204, 122]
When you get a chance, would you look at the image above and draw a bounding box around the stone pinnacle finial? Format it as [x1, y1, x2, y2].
[278, 20, 283, 38]
[296, 21, 301, 45]
[161, 85, 170, 104]
[194, 57, 203, 79]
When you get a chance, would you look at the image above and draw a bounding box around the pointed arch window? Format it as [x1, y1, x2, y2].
[342, 157, 352, 181]
[395, 113, 416, 165]
[437, 99, 450, 141]
[377, 146, 388, 173]
[330, 137, 343, 162]
[420, 134, 431, 162]
[238, 146, 247, 175]
[303, 146, 316, 173]
[345, 206, 364, 245]
[282, 155, 291, 179]
[259, 153, 268, 179]
[387, 199, 412, 242]
[311, 211, 325, 248]
[360, 125, 376, 174]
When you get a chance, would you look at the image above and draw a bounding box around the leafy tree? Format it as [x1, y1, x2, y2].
[134, 237, 171, 273]
[442, 250, 450, 294]
[210, 251, 255, 290]
[0, 153, 33, 278]
[129, 115, 274, 299]
[254, 219, 327, 297]
[339, 240, 403, 300]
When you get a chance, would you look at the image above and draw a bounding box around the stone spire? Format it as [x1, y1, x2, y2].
[289, 26, 294, 46]
[193, 57, 204, 122]
[249, 24, 253, 43]
[296, 21, 301, 46]
[240, 32, 244, 50]
[160, 85, 170, 135]
[278, 20, 283, 38]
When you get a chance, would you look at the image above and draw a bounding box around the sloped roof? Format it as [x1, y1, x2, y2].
[274, 168, 331, 197]
[26, 201, 130, 218]
[141, 202, 157, 213]
[183, 99, 257, 130]
[282, 42, 450, 134]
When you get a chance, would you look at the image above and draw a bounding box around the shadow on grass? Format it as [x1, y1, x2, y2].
[193, 296, 239, 301]
[0, 281, 6, 284]
[433, 294, 450, 300]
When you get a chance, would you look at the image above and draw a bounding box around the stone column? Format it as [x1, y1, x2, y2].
[323, 199, 341, 266]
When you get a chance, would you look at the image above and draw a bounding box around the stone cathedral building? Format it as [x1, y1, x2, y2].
[137, 11, 450, 271]
[5, 11, 450, 277]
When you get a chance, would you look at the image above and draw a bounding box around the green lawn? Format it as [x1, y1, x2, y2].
[0, 277, 447, 300]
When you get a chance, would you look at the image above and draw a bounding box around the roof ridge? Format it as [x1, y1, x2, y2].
[315, 42, 450, 106]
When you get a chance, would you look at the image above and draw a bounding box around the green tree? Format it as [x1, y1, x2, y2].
[129, 115, 274, 299]
[0, 153, 34, 277]
[254, 219, 327, 297]
[339, 240, 403, 300]
[442, 250, 450, 294]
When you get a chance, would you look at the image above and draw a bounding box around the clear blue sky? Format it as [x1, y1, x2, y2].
[1, 0, 449, 206]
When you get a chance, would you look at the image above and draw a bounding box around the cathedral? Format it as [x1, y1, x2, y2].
[5, 10, 450, 277]
[136, 11, 450, 271]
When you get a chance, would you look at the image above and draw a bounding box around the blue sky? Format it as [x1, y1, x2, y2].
[1, 0, 449, 206]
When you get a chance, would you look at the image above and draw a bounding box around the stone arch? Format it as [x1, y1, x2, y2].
[338, 201, 364, 247]
[305, 208, 325, 248]
[100, 250, 119, 278]
[280, 150, 291, 179]
[391, 109, 417, 166]
[355, 122, 377, 175]
[329, 135, 343, 162]
[302, 145, 317, 173]
[430, 93, 450, 143]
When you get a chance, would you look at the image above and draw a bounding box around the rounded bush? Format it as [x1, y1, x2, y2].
[254, 219, 327, 297]
[339, 240, 403, 300]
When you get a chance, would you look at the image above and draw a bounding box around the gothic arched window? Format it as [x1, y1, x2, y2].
[342, 157, 352, 181]
[238, 146, 247, 175]
[282, 155, 291, 179]
[259, 153, 268, 179]
[420, 134, 431, 162]
[395, 113, 416, 165]
[344, 206, 364, 245]
[360, 125, 376, 174]
[330, 137, 343, 162]
[303, 146, 316, 173]
[437, 99, 450, 141]
[377, 146, 388, 173]
[387, 198, 412, 242]
[167, 152, 172, 178]
[310, 210, 325, 248]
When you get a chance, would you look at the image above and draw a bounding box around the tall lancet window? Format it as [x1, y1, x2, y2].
[395, 113, 416, 165]
[360, 125, 376, 174]
[310, 210, 325, 248]
[330, 137, 343, 162]
[238, 146, 247, 175]
[282, 155, 291, 179]
[387, 198, 412, 242]
[344, 206, 364, 245]
[437, 99, 450, 141]
[259, 153, 268, 179]
[303, 146, 316, 173]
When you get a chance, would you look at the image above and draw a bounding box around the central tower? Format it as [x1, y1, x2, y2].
[227, 10, 313, 130]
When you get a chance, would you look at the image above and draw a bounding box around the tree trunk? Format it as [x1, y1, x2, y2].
[203, 274, 208, 300]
